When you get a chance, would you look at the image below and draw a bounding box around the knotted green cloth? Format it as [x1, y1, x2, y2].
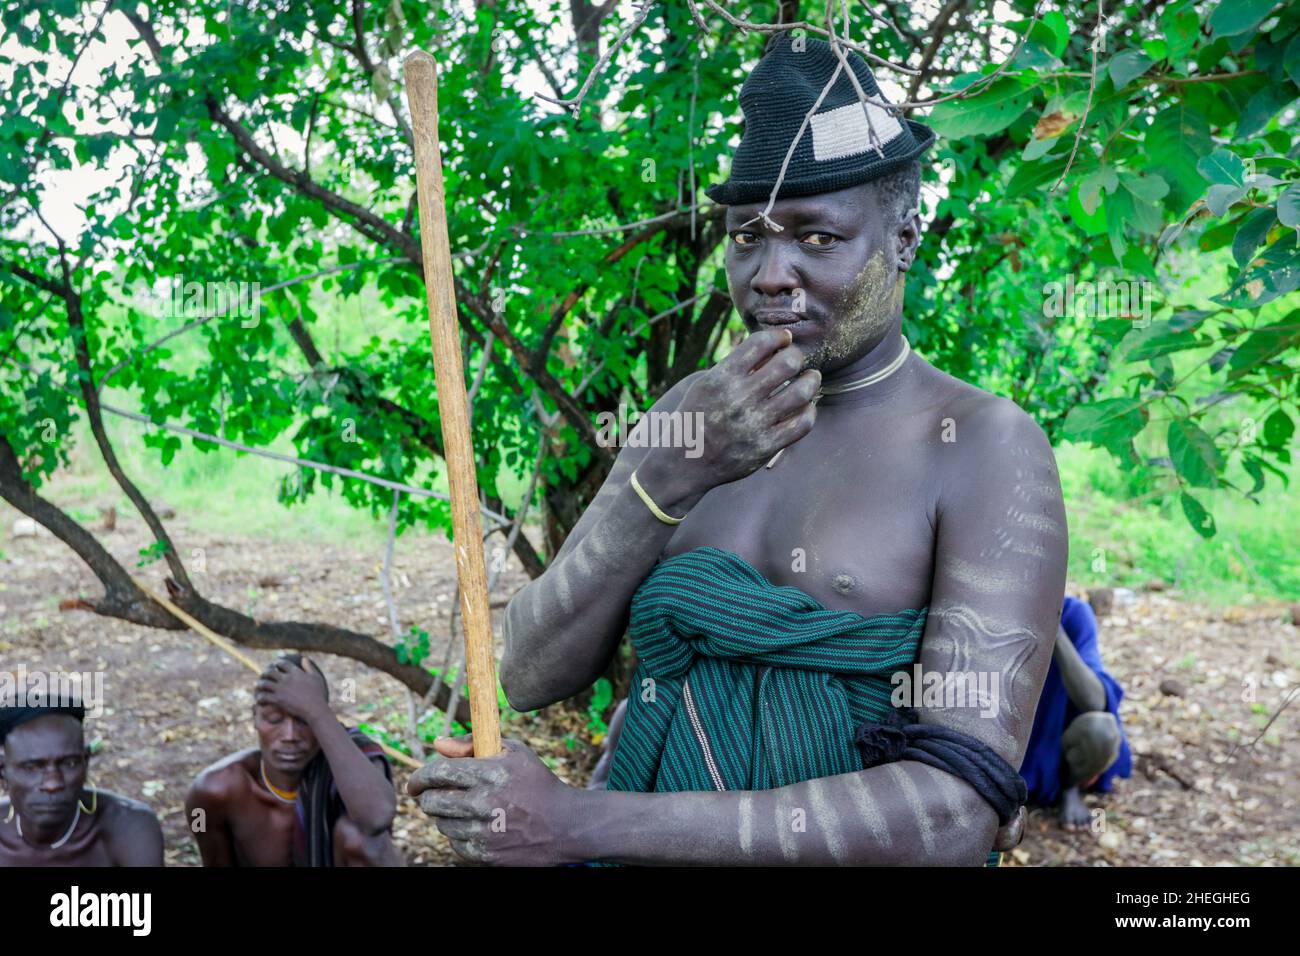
[607, 547, 928, 794]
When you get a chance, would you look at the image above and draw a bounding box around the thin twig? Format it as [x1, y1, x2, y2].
[536, 0, 657, 115]
[1050, 1, 1103, 194]
[697, 0, 918, 73]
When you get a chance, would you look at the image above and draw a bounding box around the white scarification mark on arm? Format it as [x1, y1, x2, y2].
[842, 770, 893, 848]
[553, 554, 577, 616]
[773, 789, 799, 862]
[927, 605, 1041, 732]
[573, 538, 593, 580]
[1009, 539, 1050, 558]
[941, 556, 1028, 594]
[737, 793, 754, 858]
[805, 777, 849, 864]
[1003, 506, 1065, 537]
[885, 763, 935, 856]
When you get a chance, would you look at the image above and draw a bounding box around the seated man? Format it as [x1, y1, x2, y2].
[0, 700, 163, 865]
[1020, 596, 1132, 829]
[186, 654, 402, 866]
[409, 35, 1067, 866]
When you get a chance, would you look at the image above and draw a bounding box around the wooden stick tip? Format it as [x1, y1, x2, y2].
[403, 49, 436, 71]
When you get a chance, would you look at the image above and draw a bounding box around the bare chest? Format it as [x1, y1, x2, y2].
[230, 792, 298, 866]
[661, 412, 941, 615]
[0, 817, 116, 865]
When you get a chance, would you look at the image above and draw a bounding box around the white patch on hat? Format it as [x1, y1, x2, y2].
[809, 100, 904, 162]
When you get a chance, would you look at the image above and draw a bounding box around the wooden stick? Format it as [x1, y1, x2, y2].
[134, 577, 423, 770]
[402, 49, 503, 758]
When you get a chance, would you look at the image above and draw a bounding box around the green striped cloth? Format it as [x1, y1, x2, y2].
[607, 547, 928, 794]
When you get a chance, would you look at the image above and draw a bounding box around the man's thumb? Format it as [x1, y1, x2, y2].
[433, 735, 475, 758]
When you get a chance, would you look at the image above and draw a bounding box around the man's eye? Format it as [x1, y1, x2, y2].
[731, 232, 758, 245]
[802, 233, 837, 246]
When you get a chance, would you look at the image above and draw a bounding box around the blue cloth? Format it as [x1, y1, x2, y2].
[1019, 597, 1132, 805]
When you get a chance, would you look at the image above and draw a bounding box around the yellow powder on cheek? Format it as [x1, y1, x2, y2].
[818, 250, 902, 365]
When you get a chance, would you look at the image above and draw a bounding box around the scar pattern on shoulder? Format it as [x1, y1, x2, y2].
[926, 603, 1042, 729]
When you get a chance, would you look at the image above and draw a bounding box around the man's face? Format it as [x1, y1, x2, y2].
[724, 181, 913, 372]
[254, 704, 320, 775]
[0, 715, 88, 827]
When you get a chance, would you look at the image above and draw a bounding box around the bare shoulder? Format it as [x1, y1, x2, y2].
[913, 360, 1054, 465]
[188, 748, 259, 805]
[98, 789, 161, 833]
[98, 790, 164, 865]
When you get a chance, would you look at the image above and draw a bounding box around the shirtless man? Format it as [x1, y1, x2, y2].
[409, 34, 1068, 865]
[186, 655, 402, 866]
[0, 705, 163, 866]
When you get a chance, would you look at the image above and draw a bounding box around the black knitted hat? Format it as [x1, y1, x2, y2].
[0, 705, 85, 744]
[706, 32, 936, 206]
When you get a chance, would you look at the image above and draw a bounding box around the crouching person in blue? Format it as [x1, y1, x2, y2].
[1020, 596, 1132, 829]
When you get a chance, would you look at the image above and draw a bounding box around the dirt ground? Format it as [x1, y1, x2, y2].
[1, 492, 1296, 866]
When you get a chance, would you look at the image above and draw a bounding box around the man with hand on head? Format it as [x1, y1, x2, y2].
[0, 699, 163, 866]
[186, 653, 403, 866]
[411, 33, 1067, 866]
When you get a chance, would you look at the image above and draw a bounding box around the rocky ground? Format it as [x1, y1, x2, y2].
[2, 492, 1296, 866]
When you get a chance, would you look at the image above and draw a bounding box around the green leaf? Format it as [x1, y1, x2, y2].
[1286, 33, 1300, 88]
[1278, 183, 1300, 229]
[1215, 241, 1300, 308]
[1120, 321, 1202, 361]
[1106, 188, 1134, 258]
[1263, 408, 1295, 448]
[1196, 147, 1247, 186]
[1062, 398, 1148, 459]
[1161, 3, 1200, 62]
[1226, 312, 1300, 376]
[1237, 83, 1298, 140]
[1242, 456, 1266, 495]
[1079, 165, 1119, 214]
[1204, 183, 1248, 217]
[1068, 181, 1108, 234]
[928, 79, 1033, 139]
[1120, 172, 1169, 204]
[1022, 133, 1060, 161]
[1167, 419, 1223, 488]
[1109, 51, 1154, 89]
[1006, 153, 1085, 198]
[1179, 492, 1216, 538]
[1040, 10, 1069, 57]
[1146, 104, 1213, 211]
[1208, 0, 1276, 39]
[1232, 207, 1277, 266]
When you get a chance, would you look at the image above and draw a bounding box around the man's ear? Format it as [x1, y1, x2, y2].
[896, 206, 921, 273]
